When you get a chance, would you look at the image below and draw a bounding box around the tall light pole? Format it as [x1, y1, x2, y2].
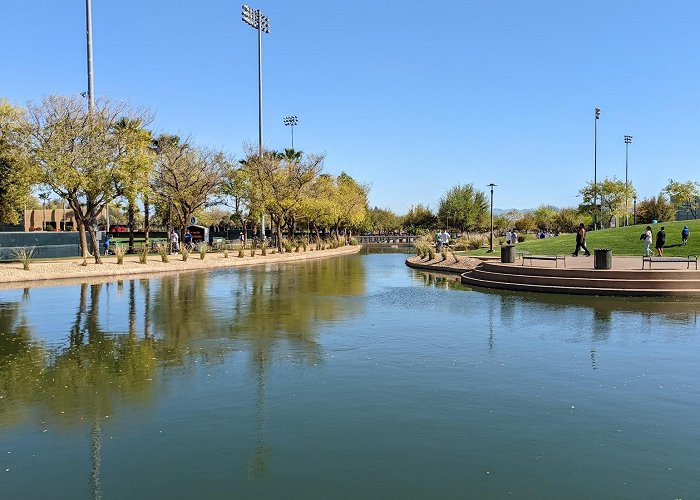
[594, 107, 601, 229]
[85, 0, 95, 112]
[242, 4, 270, 158]
[487, 183, 497, 253]
[242, 4, 270, 241]
[283, 115, 298, 149]
[633, 195, 637, 225]
[624, 135, 633, 226]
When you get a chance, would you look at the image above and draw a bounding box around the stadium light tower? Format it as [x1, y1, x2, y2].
[283, 115, 298, 149]
[85, 0, 95, 112]
[624, 135, 633, 226]
[242, 4, 270, 157]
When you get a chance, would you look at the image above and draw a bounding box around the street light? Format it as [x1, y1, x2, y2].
[633, 195, 637, 225]
[624, 135, 633, 226]
[242, 4, 270, 240]
[594, 107, 601, 229]
[283, 115, 298, 149]
[487, 183, 497, 253]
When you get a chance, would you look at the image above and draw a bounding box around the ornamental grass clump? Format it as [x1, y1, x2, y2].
[13, 247, 35, 271]
[427, 247, 436, 260]
[282, 239, 293, 253]
[199, 243, 207, 260]
[441, 249, 448, 261]
[302, 238, 308, 252]
[137, 244, 149, 264]
[156, 242, 169, 263]
[114, 244, 126, 265]
[224, 247, 229, 258]
[261, 243, 267, 256]
[250, 246, 256, 257]
[238, 247, 245, 258]
[180, 246, 190, 261]
[449, 248, 459, 264]
[349, 237, 358, 246]
[294, 241, 301, 253]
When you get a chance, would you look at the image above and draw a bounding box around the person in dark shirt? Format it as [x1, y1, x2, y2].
[655, 227, 666, 256]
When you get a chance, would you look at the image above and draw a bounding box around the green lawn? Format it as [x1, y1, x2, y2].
[459, 220, 699, 257]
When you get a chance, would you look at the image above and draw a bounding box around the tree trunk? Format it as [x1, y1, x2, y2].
[143, 195, 150, 250]
[312, 223, 321, 250]
[127, 202, 135, 253]
[87, 224, 102, 264]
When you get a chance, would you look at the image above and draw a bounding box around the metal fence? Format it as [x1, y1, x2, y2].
[0, 232, 83, 261]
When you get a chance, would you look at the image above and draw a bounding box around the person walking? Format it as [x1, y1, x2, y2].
[170, 229, 179, 254]
[103, 234, 111, 256]
[681, 225, 689, 245]
[571, 223, 591, 257]
[655, 226, 666, 256]
[643, 226, 653, 257]
[505, 229, 512, 245]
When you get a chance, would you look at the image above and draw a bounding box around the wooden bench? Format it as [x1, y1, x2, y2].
[516, 250, 531, 260]
[522, 255, 566, 267]
[642, 255, 698, 270]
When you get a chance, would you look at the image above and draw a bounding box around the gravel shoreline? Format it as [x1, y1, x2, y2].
[0, 245, 362, 290]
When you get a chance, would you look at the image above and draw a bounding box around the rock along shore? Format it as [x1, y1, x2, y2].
[0, 245, 362, 290]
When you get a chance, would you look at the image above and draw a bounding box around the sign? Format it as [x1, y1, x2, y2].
[190, 216, 197, 225]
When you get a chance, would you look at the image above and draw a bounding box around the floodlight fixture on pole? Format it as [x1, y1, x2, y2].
[85, 0, 95, 112]
[487, 183, 497, 253]
[624, 135, 633, 226]
[594, 107, 601, 229]
[283, 115, 298, 149]
[242, 4, 270, 158]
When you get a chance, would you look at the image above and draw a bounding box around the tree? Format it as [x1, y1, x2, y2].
[636, 195, 676, 224]
[241, 146, 323, 251]
[579, 177, 636, 228]
[152, 135, 226, 236]
[664, 179, 700, 219]
[330, 172, 368, 242]
[532, 205, 559, 232]
[402, 204, 436, 234]
[437, 184, 488, 232]
[554, 207, 585, 233]
[28, 95, 153, 262]
[298, 174, 336, 246]
[364, 207, 401, 234]
[113, 118, 155, 252]
[0, 99, 36, 224]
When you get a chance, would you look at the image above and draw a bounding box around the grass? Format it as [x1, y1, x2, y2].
[458, 220, 700, 257]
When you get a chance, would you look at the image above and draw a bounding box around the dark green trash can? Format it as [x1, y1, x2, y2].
[501, 245, 515, 263]
[594, 248, 612, 269]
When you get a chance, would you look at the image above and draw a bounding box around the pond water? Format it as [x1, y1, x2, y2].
[1, 252, 699, 499]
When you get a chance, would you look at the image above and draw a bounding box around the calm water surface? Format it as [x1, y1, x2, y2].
[1, 252, 699, 499]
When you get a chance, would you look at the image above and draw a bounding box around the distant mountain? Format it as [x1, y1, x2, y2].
[493, 208, 532, 215]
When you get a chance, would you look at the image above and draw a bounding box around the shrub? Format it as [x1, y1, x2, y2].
[81, 257, 88, 267]
[294, 241, 301, 253]
[282, 239, 293, 253]
[224, 248, 229, 258]
[13, 247, 35, 271]
[449, 248, 459, 263]
[199, 243, 207, 260]
[157, 242, 169, 263]
[261, 243, 267, 256]
[427, 247, 435, 260]
[114, 244, 126, 264]
[302, 238, 308, 251]
[466, 235, 487, 250]
[250, 247, 256, 257]
[349, 237, 358, 246]
[137, 244, 149, 264]
[238, 247, 245, 258]
[181, 246, 190, 261]
[440, 249, 448, 261]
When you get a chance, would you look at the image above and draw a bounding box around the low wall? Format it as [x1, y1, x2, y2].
[0, 232, 82, 260]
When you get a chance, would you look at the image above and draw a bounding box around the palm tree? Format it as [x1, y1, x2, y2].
[38, 191, 50, 230]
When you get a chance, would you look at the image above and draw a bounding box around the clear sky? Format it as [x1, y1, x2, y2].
[3, 1, 699, 213]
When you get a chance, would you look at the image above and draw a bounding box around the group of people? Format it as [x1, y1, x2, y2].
[571, 223, 691, 258]
[641, 225, 690, 257]
[505, 229, 518, 245]
[435, 230, 450, 250]
[170, 229, 195, 253]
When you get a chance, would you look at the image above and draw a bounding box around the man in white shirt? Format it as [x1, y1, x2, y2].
[170, 230, 179, 254]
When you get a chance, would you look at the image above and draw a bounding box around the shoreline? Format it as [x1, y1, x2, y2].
[405, 254, 482, 274]
[0, 245, 362, 290]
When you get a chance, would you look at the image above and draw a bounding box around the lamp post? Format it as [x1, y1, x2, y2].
[594, 107, 601, 229]
[624, 135, 633, 226]
[487, 183, 497, 253]
[242, 4, 269, 241]
[283, 115, 298, 149]
[85, 0, 95, 112]
[633, 196, 637, 225]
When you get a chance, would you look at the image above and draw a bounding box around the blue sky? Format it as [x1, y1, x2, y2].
[3, 1, 699, 213]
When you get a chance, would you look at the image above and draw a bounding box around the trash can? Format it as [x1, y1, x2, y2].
[594, 248, 612, 270]
[501, 245, 515, 263]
